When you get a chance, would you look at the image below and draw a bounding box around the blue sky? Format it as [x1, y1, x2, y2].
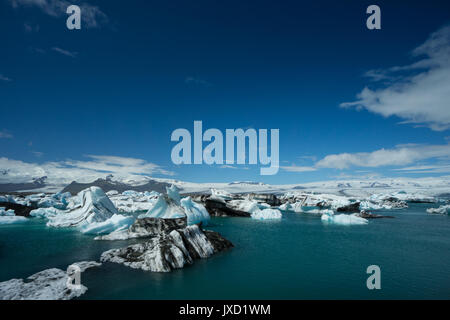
[1, 0, 450, 184]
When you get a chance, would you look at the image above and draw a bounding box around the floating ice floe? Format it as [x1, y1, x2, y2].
[426, 204, 450, 215]
[320, 210, 368, 225]
[0, 261, 101, 300]
[139, 185, 210, 225]
[251, 208, 282, 220]
[0, 207, 28, 225]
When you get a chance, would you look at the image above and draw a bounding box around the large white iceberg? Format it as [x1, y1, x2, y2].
[47, 187, 118, 228]
[139, 185, 210, 225]
[44, 187, 133, 235]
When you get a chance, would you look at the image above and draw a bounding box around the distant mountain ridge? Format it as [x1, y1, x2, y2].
[61, 177, 171, 195]
[0, 176, 47, 193]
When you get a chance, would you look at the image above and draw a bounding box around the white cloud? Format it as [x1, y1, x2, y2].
[9, 0, 108, 28]
[0, 130, 13, 138]
[316, 143, 450, 169]
[341, 25, 450, 131]
[52, 47, 77, 58]
[219, 165, 249, 170]
[0, 155, 175, 185]
[393, 164, 450, 174]
[280, 165, 317, 172]
[0, 74, 12, 82]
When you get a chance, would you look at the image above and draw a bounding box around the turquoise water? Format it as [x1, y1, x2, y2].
[1, 204, 449, 299]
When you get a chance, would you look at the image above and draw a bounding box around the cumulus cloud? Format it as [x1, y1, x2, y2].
[0, 155, 174, 185]
[315, 143, 450, 169]
[9, 0, 108, 28]
[341, 25, 450, 131]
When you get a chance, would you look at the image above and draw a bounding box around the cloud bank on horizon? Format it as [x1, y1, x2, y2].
[0, 155, 174, 185]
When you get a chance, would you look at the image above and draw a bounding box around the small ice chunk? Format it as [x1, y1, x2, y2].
[251, 208, 282, 220]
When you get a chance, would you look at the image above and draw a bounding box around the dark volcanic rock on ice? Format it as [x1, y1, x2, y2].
[100, 221, 233, 272]
[96, 216, 188, 240]
[0, 202, 35, 217]
[356, 210, 394, 219]
[204, 198, 251, 217]
[336, 202, 361, 213]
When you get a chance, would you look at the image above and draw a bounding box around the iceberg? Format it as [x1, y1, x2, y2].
[278, 203, 292, 211]
[100, 224, 232, 272]
[426, 204, 450, 215]
[180, 196, 210, 225]
[78, 214, 135, 235]
[110, 190, 160, 213]
[29, 207, 60, 219]
[251, 208, 282, 220]
[41, 187, 133, 234]
[139, 185, 210, 225]
[95, 217, 187, 241]
[0, 207, 28, 224]
[0, 195, 16, 204]
[321, 210, 368, 225]
[210, 188, 233, 201]
[227, 199, 261, 215]
[167, 184, 181, 204]
[47, 186, 118, 228]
